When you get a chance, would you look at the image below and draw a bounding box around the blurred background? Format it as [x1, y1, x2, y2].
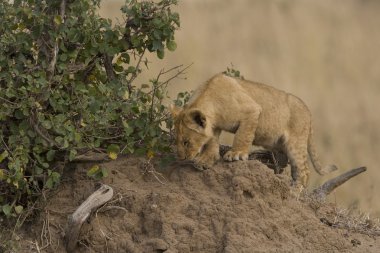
[99, 0, 380, 216]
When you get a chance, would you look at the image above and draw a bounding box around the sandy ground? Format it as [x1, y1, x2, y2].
[12, 157, 380, 253]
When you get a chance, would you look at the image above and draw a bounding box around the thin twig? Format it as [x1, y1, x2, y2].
[0, 135, 13, 158]
[60, 0, 66, 17]
[98, 205, 128, 214]
[35, 240, 41, 253]
[0, 96, 18, 106]
[47, 0, 66, 77]
[29, 111, 60, 148]
[148, 64, 192, 123]
[160, 64, 185, 75]
[126, 48, 146, 93]
[48, 43, 58, 76]
[141, 160, 167, 185]
[148, 63, 192, 95]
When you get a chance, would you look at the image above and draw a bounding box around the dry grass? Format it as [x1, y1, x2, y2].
[304, 190, 380, 237]
[331, 208, 380, 236]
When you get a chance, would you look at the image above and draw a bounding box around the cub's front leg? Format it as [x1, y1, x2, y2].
[223, 106, 261, 162]
[193, 137, 220, 170]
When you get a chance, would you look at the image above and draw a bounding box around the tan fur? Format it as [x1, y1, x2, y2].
[170, 73, 337, 186]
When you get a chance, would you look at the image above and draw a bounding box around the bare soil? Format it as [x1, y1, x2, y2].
[11, 157, 380, 252]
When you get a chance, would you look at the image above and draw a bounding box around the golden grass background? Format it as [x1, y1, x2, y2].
[99, 0, 380, 216]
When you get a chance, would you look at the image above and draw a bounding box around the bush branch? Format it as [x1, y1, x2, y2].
[47, 0, 66, 77]
[103, 54, 115, 81]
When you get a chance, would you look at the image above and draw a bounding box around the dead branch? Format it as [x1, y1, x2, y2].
[312, 167, 367, 199]
[64, 184, 113, 252]
[219, 145, 288, 173]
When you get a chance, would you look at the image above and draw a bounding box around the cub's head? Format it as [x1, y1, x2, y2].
[170, 105, 212, 161]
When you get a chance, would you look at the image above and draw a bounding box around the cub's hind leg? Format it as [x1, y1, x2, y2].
[285, 136, 310, 187]
[285, 95, 313, 186]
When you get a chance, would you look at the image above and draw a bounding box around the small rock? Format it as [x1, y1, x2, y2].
[351, 238, 361, 247]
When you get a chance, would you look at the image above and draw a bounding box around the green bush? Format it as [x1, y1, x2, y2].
[0, 0, 183, 217]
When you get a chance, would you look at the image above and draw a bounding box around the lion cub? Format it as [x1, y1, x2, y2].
[170, 73, 337, 186]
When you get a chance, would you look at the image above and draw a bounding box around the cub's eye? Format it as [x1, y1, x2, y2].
[183, 140, 189, 147]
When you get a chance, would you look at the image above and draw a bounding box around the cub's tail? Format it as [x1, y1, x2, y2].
[308, 126, 338, 175]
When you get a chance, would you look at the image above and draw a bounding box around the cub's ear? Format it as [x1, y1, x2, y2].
[169, 104, 182, 118]
[188, 109, 206, 129]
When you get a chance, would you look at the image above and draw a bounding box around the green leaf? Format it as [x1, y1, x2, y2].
[46, 150, 56, 162]
[87, 165, 100, 177]
[121, 89, 129, 100]
[126, 66, 136, 74]
[45, 172, 60, 189]
[0, 169, 6, 180]
[69, 149, 77, 161]
[152, 40, 163, 51]
[114, 64, 124, 72]
[54, 15, 62, 25]
[55, 136, 64, 145]
[94, 139, 101, 148]
[74, 132, 81, 143]
[35, 167, 44, 175]
[131, 35, 141, 47]
[2, 204, 12, 217]
[14, 205, 23, 214]
[157, 49, 165, 59]
[45, 178, 53, 189]
[87, 165, 107, 179]
[107, 144, 120, 160]
[63, 139, 69, 148]
[120, 52, 130, 64]
[0, 151, 8, 163]
[166, 40, 177, 51]
[51, 172, 61, 182]
[14, 109, 24, 119]
[60, 54, 67, 61]
[101, 167, 108, 178]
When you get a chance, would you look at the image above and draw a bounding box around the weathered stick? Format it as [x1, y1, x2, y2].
[313, 167, 367, 199]
[72, 152, 109, 163]
[64, 184, 114, 252]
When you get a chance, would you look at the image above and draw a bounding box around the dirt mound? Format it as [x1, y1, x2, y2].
[16, 157, 379, 253]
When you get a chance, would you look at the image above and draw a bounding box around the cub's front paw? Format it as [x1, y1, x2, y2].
[223, 150, 249, 162]
[193, 162, 208, 171]
[193, 160, 213, 171]
[193, 152, 219, 170]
